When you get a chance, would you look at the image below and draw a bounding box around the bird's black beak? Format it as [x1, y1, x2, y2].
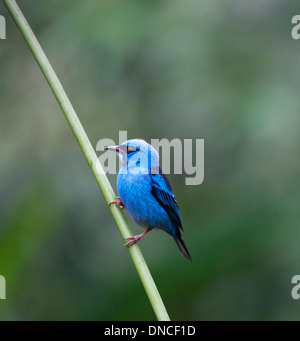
[104, 145, 120, 153]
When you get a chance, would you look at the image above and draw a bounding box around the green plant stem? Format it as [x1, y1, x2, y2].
[4, 0, 170, 321]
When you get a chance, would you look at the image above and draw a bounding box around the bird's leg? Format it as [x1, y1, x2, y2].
[109, 196, 125, 210]
[123, 228, 151, 247]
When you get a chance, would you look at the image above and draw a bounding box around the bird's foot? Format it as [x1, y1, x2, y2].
[123, 228, 151, 247]
[109, 196, 125, 210]
[123, 235, 143, 247]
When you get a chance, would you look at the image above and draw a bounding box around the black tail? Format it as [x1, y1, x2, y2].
[174, 234, 192, 261]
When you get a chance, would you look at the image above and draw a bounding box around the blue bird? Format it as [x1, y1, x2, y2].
[105, 139, 192, 261]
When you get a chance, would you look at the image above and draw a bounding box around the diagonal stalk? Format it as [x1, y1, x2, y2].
[3, 0, 170, 321]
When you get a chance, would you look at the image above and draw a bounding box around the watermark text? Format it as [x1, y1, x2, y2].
[291, 15, 300, 40]
[96, 131, 204, 186]
[0, 15, 6, 40]
[0, 275, 5, 299]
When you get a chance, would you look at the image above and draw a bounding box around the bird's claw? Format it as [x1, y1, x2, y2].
[122, 229, 151, 248]
[123, 236, 141, 247]
[109, 196, 125, 210]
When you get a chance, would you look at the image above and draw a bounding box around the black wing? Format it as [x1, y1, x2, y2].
[150, 168, 183, 231]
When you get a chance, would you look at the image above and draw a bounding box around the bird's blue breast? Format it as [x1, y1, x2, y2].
[117, 170, 177, 236]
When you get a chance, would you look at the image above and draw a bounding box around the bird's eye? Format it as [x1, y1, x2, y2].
[127, 145, 140, 154]
[127, 146, 136, 154]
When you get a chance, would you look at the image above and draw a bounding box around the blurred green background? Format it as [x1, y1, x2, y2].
[0, 0, 300, 321]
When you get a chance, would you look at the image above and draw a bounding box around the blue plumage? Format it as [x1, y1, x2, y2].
[105, 139, 191, 261]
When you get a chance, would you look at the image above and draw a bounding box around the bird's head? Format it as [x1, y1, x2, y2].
[105, 139, 159, 172]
